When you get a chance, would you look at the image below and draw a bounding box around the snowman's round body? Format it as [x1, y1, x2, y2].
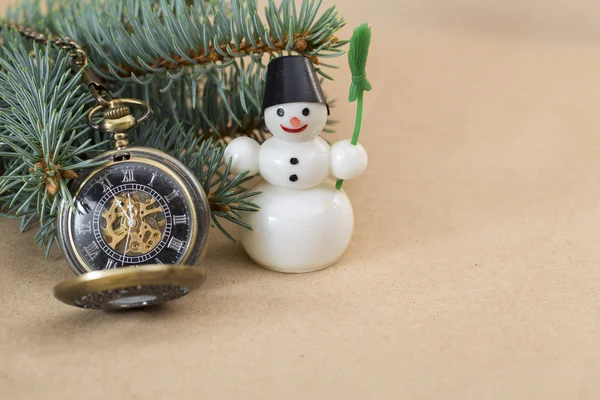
[224, 56, 367, 273]
[260, 136, 329, 189]
[239, 178, 354, 273]
[236, 136, 355, 273]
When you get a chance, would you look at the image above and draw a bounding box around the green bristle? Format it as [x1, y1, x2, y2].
[336, 22, 372, 191]
[348, 23, 372, 103]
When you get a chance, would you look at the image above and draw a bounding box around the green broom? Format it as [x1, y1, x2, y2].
[336, 23, 372, 190]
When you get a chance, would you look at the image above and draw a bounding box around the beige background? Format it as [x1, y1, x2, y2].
[2, 0, 600, 399]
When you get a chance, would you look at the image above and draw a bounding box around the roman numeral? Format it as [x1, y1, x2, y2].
[165, 189, 180, 203]
[83, 241, 101, 261]
[173, 214, 188, 225]
[167, 237, 185, 253]
[76, 198, 95, 214]
[76, 220, 92, 235]
[148, 172, 158, 187]
[122, 169, 135, 183]
[105, 258, 118, 270]
[98, 175, 113, 192]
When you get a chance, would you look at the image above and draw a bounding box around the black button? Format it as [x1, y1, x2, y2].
[290, 157, 299, 165]
[289, 174, 298, 182]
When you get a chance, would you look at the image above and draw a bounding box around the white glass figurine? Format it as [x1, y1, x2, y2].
[225, 56, 367, 273]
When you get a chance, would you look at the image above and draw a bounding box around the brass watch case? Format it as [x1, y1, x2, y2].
[55, 147, 211, 310]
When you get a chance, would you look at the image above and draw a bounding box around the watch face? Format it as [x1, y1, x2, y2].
[68, 161, 195, 271]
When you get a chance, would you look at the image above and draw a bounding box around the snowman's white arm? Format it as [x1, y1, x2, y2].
[329, 139, 368, 180]
[224, 137, 261, 176]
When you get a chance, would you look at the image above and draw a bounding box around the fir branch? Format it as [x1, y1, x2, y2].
[49, 0, 346, 142]
[0, 32, 108, 252]
[0, 0, 347, 250]
[52, 0, 346, 81]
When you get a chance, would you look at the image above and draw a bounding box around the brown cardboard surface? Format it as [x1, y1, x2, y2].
[2, 1, 600, 399]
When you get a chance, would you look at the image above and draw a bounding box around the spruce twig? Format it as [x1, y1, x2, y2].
[0, 0, 348, 252]
[0, 33, 107, 253]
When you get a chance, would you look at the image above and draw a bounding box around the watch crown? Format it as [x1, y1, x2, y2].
[104, 105, 131, 120]
[86, 98, 151, 150]
[99, 102, 137, 150]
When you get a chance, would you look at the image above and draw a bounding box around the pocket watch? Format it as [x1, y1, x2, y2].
[54, 98, 211, 310]
[53, 97, 211, 310]
[9, 23, 211, 310]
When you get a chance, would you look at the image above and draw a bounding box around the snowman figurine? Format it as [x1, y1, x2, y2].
[225, 56, 368, 273]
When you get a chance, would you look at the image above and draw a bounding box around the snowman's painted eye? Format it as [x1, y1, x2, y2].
[302, 108, 310, 116]
[277, 108, 284, 117]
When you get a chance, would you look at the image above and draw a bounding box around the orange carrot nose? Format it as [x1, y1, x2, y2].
[290, 117, 301, 128]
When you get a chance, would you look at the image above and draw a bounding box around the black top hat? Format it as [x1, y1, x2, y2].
[262, 55, 330, 115]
